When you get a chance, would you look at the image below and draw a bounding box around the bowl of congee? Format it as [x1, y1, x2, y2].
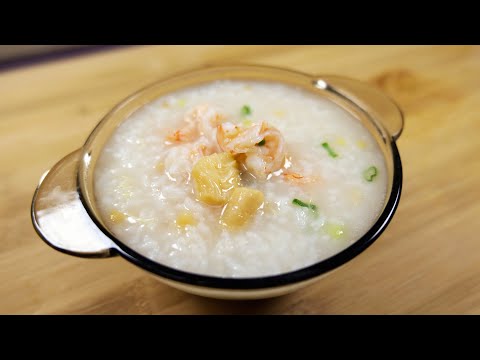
[31, 65, 403, 299]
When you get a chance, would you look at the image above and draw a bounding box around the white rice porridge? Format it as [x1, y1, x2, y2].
[94, 80, 387, 277]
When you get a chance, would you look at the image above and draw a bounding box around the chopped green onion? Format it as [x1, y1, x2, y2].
[242, 119, 253, 127]
[321, 142, 338, 158]
[292, 198, 317, 211]
[241, 105, 252, 116]
[256, 139, 266, 146]
[363, 166, 378, 182]
[324, 222, 345, 240]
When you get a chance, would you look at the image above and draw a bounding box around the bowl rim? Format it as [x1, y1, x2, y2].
[78, 64, 403, 290]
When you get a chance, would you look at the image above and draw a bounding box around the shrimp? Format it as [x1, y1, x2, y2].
[190, 104, 224, 144]
[166, 104, 223, 148]
[161, 137, 218, 183]
[217, 121, 286, 179]
[188, 137, 217, 163]
[282, 172, 321, 184]
[163, 105, 224, 182]
[166, 128, 195, 143]
[281, 156, 321, 184]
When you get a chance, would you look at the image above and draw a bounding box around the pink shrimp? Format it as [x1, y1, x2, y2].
[282, 171, 321, 184]
[217, 121, 286, 179]
[166, 104, 224, 148]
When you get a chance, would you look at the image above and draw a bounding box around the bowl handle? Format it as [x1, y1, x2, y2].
[31, 149, 118, 258]
[314, 75, 404, 140]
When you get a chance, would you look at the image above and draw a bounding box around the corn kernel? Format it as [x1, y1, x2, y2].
[110, 210, 126, 224]
[336, 137, 346, 146]
[356, 139, 367, 149]
[156, 162, 164, 172]
[176, 211, 197, 228]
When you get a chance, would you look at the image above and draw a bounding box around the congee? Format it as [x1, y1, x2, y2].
[94, 80, 387, 277]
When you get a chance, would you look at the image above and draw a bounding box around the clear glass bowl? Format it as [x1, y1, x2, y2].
[31, 65, 403, 299]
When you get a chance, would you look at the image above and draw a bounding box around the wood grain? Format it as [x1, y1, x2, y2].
[1, 45, 479, 314]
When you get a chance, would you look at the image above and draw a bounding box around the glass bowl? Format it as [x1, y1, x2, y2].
[31, 65, 403, 300]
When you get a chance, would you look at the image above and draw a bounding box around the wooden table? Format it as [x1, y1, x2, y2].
[1, 45, 479, 314]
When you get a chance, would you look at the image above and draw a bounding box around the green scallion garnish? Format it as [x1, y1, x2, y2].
[256, 139, 266, 146]
[241, 105, 252, 116]
[324, 222, 345, 240]
[292, 198, 317, 211]
[321, 142, 338, 158]
[363, 166, 378, 182]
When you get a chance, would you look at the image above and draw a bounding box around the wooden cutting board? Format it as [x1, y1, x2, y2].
[1, 45, 479, 314]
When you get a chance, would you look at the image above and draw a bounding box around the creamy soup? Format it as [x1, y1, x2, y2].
[94, 80, 387, 277]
